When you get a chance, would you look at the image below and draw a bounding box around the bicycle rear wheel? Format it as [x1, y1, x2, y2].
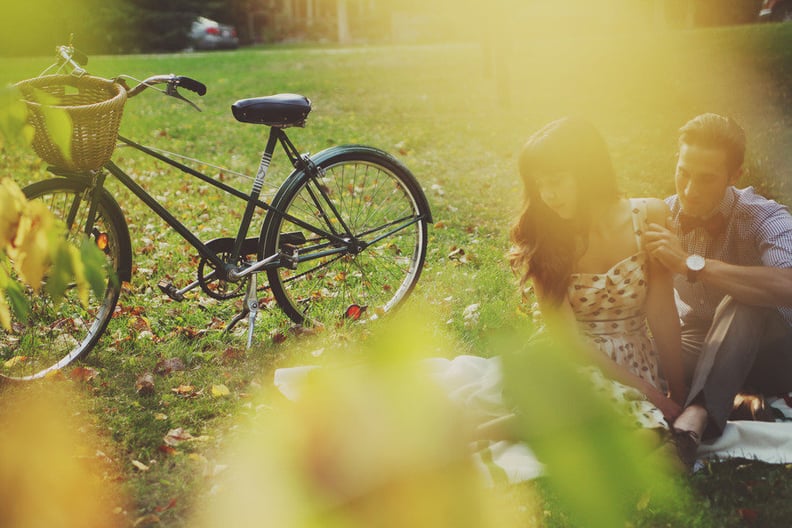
[0, 178, 131, 380]
[261, 146, 431, 327]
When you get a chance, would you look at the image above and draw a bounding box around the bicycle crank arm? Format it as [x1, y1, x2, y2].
[227, 252, 279, 281]
[158, 279, 202, 302]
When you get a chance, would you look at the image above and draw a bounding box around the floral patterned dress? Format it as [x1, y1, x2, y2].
[568, 198, 667, 429]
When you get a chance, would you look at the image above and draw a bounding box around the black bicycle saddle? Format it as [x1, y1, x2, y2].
[231, 94, 312, 128]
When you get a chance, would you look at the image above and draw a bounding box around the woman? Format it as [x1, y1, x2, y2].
[509, 117, 688, 425]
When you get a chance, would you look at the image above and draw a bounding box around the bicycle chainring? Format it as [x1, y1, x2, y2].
[197, 237, 255, 300]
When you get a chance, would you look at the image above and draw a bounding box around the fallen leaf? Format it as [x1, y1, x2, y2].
[171, 384, 196, 396]
[211, 384, 230, 398]
[463, 303, 480, 325]
[3, 356, 26, 369]
[135, 373, 155, 396]
[448, 246, 468, 264]
[155, 357, 186, 375]
[131, 460, 150, 471]
[271, 331, 287, 344]
[221, 347, 245, 363]
[164, 427, 194, 446]
[158, 445, 177, 456]
[154, 498, 177, 513]
[69, 366, 98, 383]
[154, 413, 168, 421]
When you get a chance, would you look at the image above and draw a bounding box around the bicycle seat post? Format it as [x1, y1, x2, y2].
[231, 127, 280, 264]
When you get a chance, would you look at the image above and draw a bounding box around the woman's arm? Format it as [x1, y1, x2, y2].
[534, 282, 681, 421]
[644, 199, 688, 408]
[645, 257, 688, 407]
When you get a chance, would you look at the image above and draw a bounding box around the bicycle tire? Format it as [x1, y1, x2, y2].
[0, 178, 132, 380]
[261, 146, 432, 326]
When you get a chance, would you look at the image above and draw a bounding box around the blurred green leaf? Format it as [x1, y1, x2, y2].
[499, 329, 680, 528]
[31, 87, 72, 164]
[44, 240, 73, 305]
[80, 237, 107, 300]
[0, 85, 33, 145]
[5, 278, 29, 324]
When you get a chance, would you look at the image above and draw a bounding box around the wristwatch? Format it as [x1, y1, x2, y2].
[686, 254, 706, 283]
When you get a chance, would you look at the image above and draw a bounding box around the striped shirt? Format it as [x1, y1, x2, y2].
[666, 186, 792, 328]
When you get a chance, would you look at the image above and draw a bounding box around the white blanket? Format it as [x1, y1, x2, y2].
[274, 356, 792, 483]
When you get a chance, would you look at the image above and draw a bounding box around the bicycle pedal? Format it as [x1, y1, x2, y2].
[280, 231, 306, 247]
[158, 280, 185, 302]
[280, 244, 299, 270]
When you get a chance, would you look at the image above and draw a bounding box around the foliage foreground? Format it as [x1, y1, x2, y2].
[2, 22, 792, 527]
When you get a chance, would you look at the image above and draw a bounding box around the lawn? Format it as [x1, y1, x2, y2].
[2, 21, 792, 527]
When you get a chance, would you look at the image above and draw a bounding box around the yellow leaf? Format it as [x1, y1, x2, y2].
[188, 453, 208, 464]
[10, 200, 56, 290]
[0, 283, 10, 330]
[131, 460, 149, 472]
[0, 178, 26, 248]
[3, 355, 26, 369]
[68, 244, 89, 306]
[211, 384, 230, 398]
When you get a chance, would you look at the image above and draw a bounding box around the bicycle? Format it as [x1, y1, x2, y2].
[4, 44, 432, 381]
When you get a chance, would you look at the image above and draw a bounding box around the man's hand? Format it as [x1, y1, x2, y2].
[643, 219, 688, 275]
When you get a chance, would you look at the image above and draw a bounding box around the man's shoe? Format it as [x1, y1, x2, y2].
[671, 428, 700, 470]
[731, 393, 775, 422]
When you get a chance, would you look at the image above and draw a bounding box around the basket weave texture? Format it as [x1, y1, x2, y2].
[15, 75, 127, 171]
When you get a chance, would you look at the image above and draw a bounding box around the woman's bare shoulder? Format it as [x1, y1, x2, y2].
[629, 197, 669, 224]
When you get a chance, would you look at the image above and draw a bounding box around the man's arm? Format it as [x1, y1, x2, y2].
[696, 259, 792, 307]
[643, 221, 792, 307]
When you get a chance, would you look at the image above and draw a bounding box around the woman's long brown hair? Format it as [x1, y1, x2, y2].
[509, 118, 620, 306]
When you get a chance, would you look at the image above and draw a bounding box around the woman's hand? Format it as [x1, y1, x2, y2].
[643, 221, 688, 275]
[643, 381, 683, 422]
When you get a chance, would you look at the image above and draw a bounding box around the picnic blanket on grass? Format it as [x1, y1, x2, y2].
[274, 356, 792, 483]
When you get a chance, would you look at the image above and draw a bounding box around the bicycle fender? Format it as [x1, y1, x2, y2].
[280, 145, 433, 222]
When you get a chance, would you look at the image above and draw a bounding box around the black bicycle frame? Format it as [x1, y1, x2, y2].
[68, 127, 355, 279]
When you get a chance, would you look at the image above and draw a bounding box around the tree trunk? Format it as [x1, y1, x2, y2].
[337, 0, 350, 43]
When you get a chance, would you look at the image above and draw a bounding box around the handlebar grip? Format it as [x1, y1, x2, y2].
[176, 76, 207, 96]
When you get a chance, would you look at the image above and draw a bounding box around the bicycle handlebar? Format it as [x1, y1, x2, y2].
[126, 74, 207, 98]
[54, 44, 206, 110]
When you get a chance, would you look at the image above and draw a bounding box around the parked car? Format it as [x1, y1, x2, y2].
[759, 0, 792, 21]
[188, 16, 239, 50]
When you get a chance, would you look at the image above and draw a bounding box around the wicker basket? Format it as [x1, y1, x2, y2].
[15, 75, 127, 171]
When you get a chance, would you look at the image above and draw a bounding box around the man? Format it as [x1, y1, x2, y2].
[643, 113, 792, 465]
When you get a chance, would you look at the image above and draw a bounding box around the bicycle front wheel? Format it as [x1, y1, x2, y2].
[0, 178, 131, 380]
[261, 146, 431, 327]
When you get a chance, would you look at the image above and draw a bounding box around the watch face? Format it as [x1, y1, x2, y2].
[687, 254, 705, 271]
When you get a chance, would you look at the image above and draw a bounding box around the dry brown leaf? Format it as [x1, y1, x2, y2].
[135, 373, 155, 396]
[163, 427, 194, 446]
[69, 366, 99, 383]
[171, 384, 196, 396]
[155, 357, 186, 375]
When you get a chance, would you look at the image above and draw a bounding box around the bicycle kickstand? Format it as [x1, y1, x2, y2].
[244, 273, 258, 348]
[224, 273, 259, 349]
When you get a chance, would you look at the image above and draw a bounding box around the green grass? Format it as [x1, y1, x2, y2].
[2, 22, 792, 527]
